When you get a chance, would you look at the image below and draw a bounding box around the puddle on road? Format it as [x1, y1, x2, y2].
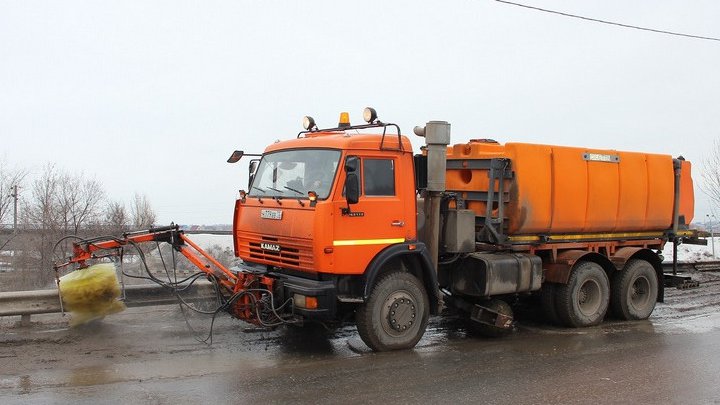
[653, 312, 720, 335]
[68, 365, 115, 387]
[18, 375, 31, 395]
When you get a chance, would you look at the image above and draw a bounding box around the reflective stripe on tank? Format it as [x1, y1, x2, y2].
[507, 230, 693, 243]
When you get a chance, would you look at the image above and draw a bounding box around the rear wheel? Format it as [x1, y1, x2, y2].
[356, 272, 429, 351]
[611, 259, 658, 320]
[556, 261, 610, 327]
[540, 282, 561, 325]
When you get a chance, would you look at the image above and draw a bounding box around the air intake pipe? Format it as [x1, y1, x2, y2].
[414, 121, 451, 271]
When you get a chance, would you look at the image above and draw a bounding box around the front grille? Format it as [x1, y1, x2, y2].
[236, 232, 314, 271]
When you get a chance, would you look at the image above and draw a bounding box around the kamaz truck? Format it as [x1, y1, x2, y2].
[58, 108, 699, 351]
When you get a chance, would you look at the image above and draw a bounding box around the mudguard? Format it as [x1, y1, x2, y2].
[362, 242, 440, 315]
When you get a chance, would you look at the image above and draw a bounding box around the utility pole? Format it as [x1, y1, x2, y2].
[10, 185, 18, 234]
[708, 214, 716, 259]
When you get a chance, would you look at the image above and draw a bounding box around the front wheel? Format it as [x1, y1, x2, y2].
[356, 272, 430, 351]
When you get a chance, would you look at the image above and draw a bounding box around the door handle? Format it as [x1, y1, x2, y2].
[391, 220, 405, 227]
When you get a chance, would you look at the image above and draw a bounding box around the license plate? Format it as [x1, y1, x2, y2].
[260, 209, 283, 220]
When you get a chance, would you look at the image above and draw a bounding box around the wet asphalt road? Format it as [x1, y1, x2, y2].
[2, 271, 720, 404]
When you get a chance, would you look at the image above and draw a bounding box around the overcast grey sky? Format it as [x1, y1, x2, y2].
[1, 0, 719, 225]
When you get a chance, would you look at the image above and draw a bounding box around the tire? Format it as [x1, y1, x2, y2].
[556, 261, 610, 327]
[355, 272, 430, 351]
[540, 282, 561, 326]
[611, 259, 658, 320]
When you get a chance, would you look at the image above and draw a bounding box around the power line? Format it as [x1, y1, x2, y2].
[494, 0, 720, 42]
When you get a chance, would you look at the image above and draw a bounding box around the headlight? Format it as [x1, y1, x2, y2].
[302, 116, 316, 130]
[363, 107, 377, 123]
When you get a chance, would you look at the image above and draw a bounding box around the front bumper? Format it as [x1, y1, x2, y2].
[272, 272, 337, 320]
[234, 263, 337, 320]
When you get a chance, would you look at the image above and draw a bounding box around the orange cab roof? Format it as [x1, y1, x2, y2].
[264, 132, 414, 154]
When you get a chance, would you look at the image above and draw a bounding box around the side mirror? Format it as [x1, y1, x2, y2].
[228, 150, 262, 164]
[345, 155, 359, 173]
[227, 150, 244, 163]
[344, 156, 360, 205]
[248, 159, 259, 189]
[345, 172, 360, 205]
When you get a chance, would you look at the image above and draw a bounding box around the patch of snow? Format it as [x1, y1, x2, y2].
[661, 237, 719, 262]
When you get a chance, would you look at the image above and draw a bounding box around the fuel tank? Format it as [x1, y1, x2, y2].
[445, 140, 694, 236]
[449, 252, 542, 297]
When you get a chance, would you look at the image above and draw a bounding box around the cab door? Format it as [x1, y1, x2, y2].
[331, 153, 414, 275]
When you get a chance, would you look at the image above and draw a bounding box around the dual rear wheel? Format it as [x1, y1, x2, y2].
[610, 259, 659, 320]
[542, 259, 658, 327]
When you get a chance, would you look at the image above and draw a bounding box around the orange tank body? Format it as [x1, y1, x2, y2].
[445, 140, 694, 236]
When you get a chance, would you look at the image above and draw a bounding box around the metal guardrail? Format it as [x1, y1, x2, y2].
[0, 281, 215, 318]
[0, 227, 233, 236]
[184, 230, 232, 235]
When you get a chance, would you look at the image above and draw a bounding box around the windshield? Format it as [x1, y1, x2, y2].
[249, 149, 341, 199]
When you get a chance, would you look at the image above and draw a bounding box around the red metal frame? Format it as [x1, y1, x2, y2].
[52, 226, 279, 324]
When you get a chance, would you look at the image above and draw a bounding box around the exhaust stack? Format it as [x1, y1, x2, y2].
[414, 121, 451, 271]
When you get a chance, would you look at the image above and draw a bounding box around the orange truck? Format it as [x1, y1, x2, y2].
[58, 108, 701, 351]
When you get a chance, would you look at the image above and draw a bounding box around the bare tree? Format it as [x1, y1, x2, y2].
[24, 164, 61, 232]
[105, 200, 130, 234]
[701, 139, 720, 215]
[57, 172, 105, 234]
[17, 164, 62, 288]
[0, 158, 28, 228]
[9, 164, 160, 289]
[23, 165, 105, 233]
[18, 165, 108, 288]
[131, 193, 156, 229]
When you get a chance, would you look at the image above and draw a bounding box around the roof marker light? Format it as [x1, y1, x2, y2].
[338, 112, 350, 128]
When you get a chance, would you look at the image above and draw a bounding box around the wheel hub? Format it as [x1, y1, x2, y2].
[630, 276, 650, 306]
[386, 295, 416, 333]
[577, 280, 601, 315]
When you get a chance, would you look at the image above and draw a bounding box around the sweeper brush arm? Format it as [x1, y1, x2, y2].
[53, 224, 238, 290]
[53, 224, 296, 328]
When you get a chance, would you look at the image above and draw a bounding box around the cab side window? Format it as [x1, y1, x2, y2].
[363, 159, 395, 196]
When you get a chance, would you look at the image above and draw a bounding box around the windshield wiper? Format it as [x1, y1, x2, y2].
[284, 186, 306, 207]
[268, 186, 284, 194]
[284, 186, 303, 195]
[251, 186, 266, 202]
